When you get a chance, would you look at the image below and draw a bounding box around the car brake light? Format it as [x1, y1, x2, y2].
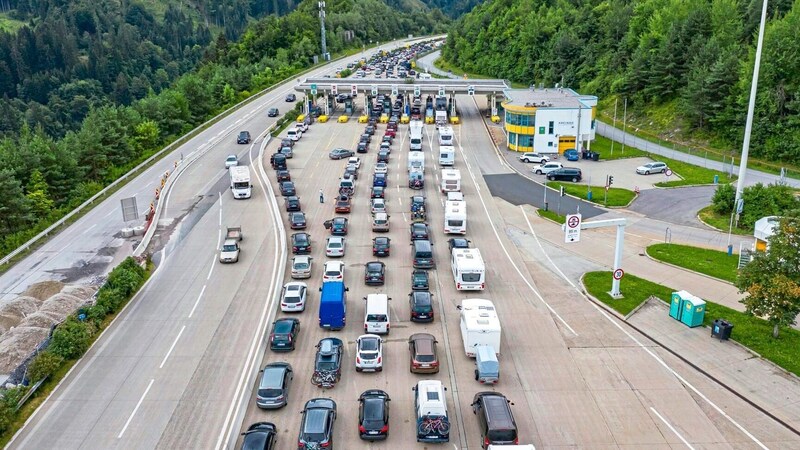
[380, 425, 389, 433]
[293, 246, 298, 251]
[298, 441, 305, 448]
[320, 442, 330, 448]
[377, 356, 382, 363]
[485, 437, 490, 447]
[514, 437, 519, 444]
[412, 361, 420, 368]
[269, 333, 274, 342]
[481, 283, 485, 289]
[359, 425, 366, 433]
[457, 283, 461, 289]
[356, 356, 361, 363]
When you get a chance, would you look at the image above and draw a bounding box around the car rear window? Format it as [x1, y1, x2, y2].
[488, 429, 518, 442]
[366, 314, 387, 322]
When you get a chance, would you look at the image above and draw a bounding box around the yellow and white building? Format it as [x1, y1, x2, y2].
[501, 87, 597, 153]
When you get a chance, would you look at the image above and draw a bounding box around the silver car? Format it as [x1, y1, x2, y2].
[326, 236, 346, 257]
[636, 161, 668, 175]
[256, 362, 293, 409]
[291, 256, 312, 279]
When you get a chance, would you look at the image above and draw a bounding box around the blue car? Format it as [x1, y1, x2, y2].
[373, 173, 387, 187]
[564, 149, 580, 161]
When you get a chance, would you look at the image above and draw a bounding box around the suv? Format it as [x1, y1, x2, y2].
[518, 152, 549, 163]
[409, 291, 434, 322]
[358, 390, 390, 440]
[269, 318, 299, 352]
[532, 161, 563, 175]
[471, 392, 518, 448]
[546, 167, 582, 182]
[298, 398, 337, 449]
[256, 362, 293, 409]
[408, 333, 439, 373]
[237, 131, 251, 144]
[241, 422, 277, 449]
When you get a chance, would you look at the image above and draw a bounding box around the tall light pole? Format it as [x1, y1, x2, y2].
[734, 0, 769, 209]
[318, 1, 328, 61]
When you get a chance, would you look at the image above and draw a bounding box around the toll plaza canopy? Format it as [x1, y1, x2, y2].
[295, 77, 510, 96]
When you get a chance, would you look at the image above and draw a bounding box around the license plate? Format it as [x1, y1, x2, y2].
[418, 314, 427, 318]
[420, 364, 429, 368]
[369, 431, 378, 434]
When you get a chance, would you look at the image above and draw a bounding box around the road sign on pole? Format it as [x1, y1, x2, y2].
[391, 85, 398, 96]
[438, 86, 445, 96]
[310, 83, 317, 95]
[331, 84, 338, 95]
[120, 197, 138, 222]
[565, 213, 582, 243]
[468, 85, 475, 96]
[371, 85, 378, 96]
[613, 268, 624, 280]
[351, 84, 357, 96]
[414, 85, 420, 97]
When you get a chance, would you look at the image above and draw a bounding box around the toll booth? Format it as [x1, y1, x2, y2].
[344, 98, 354, 114]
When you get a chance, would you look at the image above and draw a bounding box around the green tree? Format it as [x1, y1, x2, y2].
[49, 316, 93, 360]
[26, 168, 54, 217]
[737, 218, 800, 338]
[0, 169, 32, 236]
[27, 350, 65, 382]
[132, 120, 160, 155]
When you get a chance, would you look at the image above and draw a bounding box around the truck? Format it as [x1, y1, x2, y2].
[409, 120, 424, 151]
[229, 166, 252, 199]
[319, 281, 348, 330]
[219, 226, 242, 263]
[408, 152, 425, 173]
[437, 126, 454, 146]
[457, 298, 501, 357]
[439, 145, 455, 166]
[451, 248, 485, 290]
[444, 200, 466, 234]
[440, 169, 461, 193]
[435, 110, 448, 127]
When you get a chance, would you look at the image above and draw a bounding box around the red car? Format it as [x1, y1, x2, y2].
[384, 128, 396, 138]
[335, 195, 351, 213]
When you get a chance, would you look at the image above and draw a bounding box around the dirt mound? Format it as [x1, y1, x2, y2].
[22, 281, 64, 302]
[40, 293, 89, 317]
[0, 326, 51, 373]
[0, 297, 41, 335]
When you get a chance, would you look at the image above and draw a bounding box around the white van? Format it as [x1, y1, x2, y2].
[413, 380, 450, 443]
[364, 293, 390, 334]
[287, 127, 302, 141]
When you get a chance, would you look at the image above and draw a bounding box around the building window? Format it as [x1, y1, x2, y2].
[548, 121, 554, 134]
[591, 119, 596, 129]
[547, 141, 553, 147]
[508, 132, 517, 145]
[518, 135, 533, 147]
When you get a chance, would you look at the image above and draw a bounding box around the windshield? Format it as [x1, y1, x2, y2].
[294, 262, 309, 270]
[447, 220, 464, 227]
[303, 410, 327, 440]
[360, 338, 379, 351]
[233, 182, 249, 189]
[366, 314, 387, 322]
[325, 270, 340, 277]
[415, 251, 432, 259]
[222, 244, 237, 252]
[328, 242, 342, 248]
[316, 357, 337, 371]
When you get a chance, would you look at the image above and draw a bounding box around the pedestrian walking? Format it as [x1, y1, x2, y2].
[319, 189, 324, 203]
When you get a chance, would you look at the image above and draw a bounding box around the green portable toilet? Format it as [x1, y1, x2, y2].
[669, 291, 687, 321]
[680, 294, 706, 328]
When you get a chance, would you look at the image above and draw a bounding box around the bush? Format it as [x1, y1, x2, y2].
[711, 183, 735, 215]
[711, 183, 800, 229]
[48, 317, 93, 360]
[0, 386, 25, 434]
[27, 351, 64, 383]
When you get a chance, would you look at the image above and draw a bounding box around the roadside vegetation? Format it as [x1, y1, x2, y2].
[698, 206, 752, 235]
[707, 183, 800, 232]
[537, 209, 566, 224]
[582, 271, 800, 377]
[545, 182, 635, 207]
[587, 136, 646, 161]
[647, 243, 738, 283]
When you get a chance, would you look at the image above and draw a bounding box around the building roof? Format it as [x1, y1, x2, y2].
[502, 87, 596, 110]
[754, 216, 780, 241]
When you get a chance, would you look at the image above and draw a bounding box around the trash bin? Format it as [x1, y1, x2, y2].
[713, 175, 719, 184]
[680, 294, 706, 328]
[591, 152, 600, 161]
[669, 292, 685, 321]
[582, 150, 590, 160]
[587, 191, 593, 201]
[711, 319, 733, 340]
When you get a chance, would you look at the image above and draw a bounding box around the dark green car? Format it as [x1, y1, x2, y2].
[269, 318, 300, 352]
[411, 270, 429, 291]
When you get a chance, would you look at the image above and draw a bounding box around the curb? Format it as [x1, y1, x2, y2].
[642, 247, 737, 286]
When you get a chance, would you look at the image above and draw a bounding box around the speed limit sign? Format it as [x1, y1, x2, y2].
[331, 84, 338, 95]
[613, 269, 624, 280]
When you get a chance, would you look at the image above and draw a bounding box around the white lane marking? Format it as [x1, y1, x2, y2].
[650, 407, 695, 450]
[58, 243, 71, 253]
[82, 224, 97, 235]
[117, 378, 155, 439]
[207, 256, 216, 280]
[188, 285, 207, 319]
[402, 212, 408, 223]
[457, 140, 577, 335]
[159, 325, 186, 369]
[103, 210, 115, 219]
[521, 206, 576, 289]
[397, 197, 402, 205]
[218, 193, 223, 227]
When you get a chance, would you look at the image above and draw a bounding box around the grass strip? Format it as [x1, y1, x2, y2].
[697, 205, 753, 235]
[537, 209, 566, 224]
[646, 243, 738, 283]
[545, 181, 635, 207]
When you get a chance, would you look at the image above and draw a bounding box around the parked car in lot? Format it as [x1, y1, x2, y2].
[256, 363, 293, 409]
[358, 390, 390, 440]
[298, 398, 337, 449]
[355, 335, 383, 372]
[291, 232, 311, 254]
[330, 148, 354, 159]
[285, 196, 301, 212]
[280, 282, 307, 312]
[364, 261, 386, 285]
[267, 107, 279, 117]
[372, 237, 391, 256]
[291, 256, 312, 279]
[326, 236, 346, 257]
[269, 318, 299, 352]
[546, 167, 582, 182]
[240, 422, 277, 449]
[636, 161, 668, 175]
[518, 152, 549, 163]
[237, 131, 251, 144]
[448, 238, 471, 251]
[409, 333, 439, 373]
[532, 162, 563, 175]
[323, 261, 345, 282]
[289, 212, 306, 229]
[409, 291, 434, 322]
[563, 149, 580, 161]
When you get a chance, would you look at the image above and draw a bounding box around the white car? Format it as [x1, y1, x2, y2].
[295, 121, 309, 132]
[370, 198, 386, 214]
[518, 152, 549, 164]
[322, 261, 345, 283]
[280, 282, 307, 312]
[326, 236, 346, 257]
[636, 161, 668, 175]
[532, 162, 563, 175]
[225, 154, 238, 168]
[355, 334, 383, 372]
[291, 256, 312, 279]
[347, 157, 361, 169]
[374, 162, 388, 174]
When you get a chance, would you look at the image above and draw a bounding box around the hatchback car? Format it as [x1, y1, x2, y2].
[240, 422, 277, 450]
[411, 270, 429, 291]
[355, 335, 383, 372]
[323, 261, 345, 282]
[285, 196, 301, 212]
[267, 107, 279, 117]
[298, 398, 337, 449]
[409, 291, 434, 322]
[374, 162, 388, 174]
[237, 131, 251, 144]
[563, 149, 580, 161]
[636, 161, 668, 175]
[280, 282, 307, 312]
[285, 93, 296, 102]
[347, 157, 361, 169]
[357, 142, 368, 153]
[289, 212, 306, 229]
[269, 318, 299, 352]
[291, 232, 311, 254]
[371, 186, 385, 199]
[365, 125, 375, 135]
[326, 217, 348, 235]
[409, 333, 440, 373]
[364, 261, 386, 285]
[547, 167, 582, 182]
[372, 237, 391, 257]
[358, 390, 390, 441]
[410, 222, 430, 240]
[532, 162, 563, 175]
[377, 150, 390, 163]
[448, 238, 471, 251]
[370, 198, 386, 214]
[382, 135, 393, 144]
[329, 148, 354, 159]
[256, 362, 293, 409]
[279, 181, 296, 196]
[360, 133, 372, 144]
[335, 195, 352, 213]
[291, 256, 312, 279]
[225, 154, 238, 168]
[326, 236, 346, 257]
[518, 152, 549, 163]
[373, 173, 387, 187]
[276, 169, 291, 182]
[379, 142, 391, 154]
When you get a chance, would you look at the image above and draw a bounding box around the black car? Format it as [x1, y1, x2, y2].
[240, 422, 277, 450]
[237, 131, 251, 144]
[410, 223, 430, 240]
[271, 153, 287, 170]
[285, 196, 301, 212]
[409, 291, 434, 322]
[291, 232, 311, 254]
[313, 337, 344, 385]
[327, 217, 348, 236]
[330, 148, 354, 159]
[357, 142, 368, 153]
[547, 167, 583, 182]
[276, 169, 291, 182]
[298, 398, 337, 449]
[267, 107, 279, 117]
[360, 133, 371, 144]
[364, 261, 386, 285]
[279, 181, 296, 196]
[358, 390, 391, 441]
[289, 212, 306, 229]
[377, 150, 390, 163]
[269, 318, 299, 352]
[365, 125, 375, 135]
[448, 238, 471, 251]
[371, 186, 385, 199]
[372, 237, 391, 257]
[285, 93, 296, 102]
[411, 270, 429, 290]
[336, 93, 350, 103]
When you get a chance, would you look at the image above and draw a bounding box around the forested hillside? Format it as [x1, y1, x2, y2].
[443, 0, 800, 165]
[394, 0, 483, 17]
[0, 0, 444, 256]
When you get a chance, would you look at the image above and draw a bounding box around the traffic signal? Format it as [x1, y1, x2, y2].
[606, 175, 614, 186]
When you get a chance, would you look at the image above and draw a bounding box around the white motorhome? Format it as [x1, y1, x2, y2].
[438, 126, 454, 146]
[458, 298, 501, 357]
[439, 145, 455, 166]
[409, 120, 424, 151]
[440, 169, 461, 193]
[408, 151, 425, 173]
[444, 200, 466, 234]
[451, 248, 485, 291]
[229, 165, 252, 199]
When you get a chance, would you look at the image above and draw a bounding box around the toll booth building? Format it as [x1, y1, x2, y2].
[501, 87, 597, 153]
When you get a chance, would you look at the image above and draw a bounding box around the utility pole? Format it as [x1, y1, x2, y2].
[734, 0, 769, 210]
[610, 98, 618, 156]
[621, 98, 628, 154]
[318, 1, 328, 61]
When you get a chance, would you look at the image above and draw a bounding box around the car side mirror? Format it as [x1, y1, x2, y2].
[456, 305, 462, 310]
[229, 186, 233, 189]
[319, 287, 323, 292]
[345, 288, 349, 292]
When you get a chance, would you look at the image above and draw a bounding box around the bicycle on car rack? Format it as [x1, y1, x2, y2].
[311, 370, 340, 388]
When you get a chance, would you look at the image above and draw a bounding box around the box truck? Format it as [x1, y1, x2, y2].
[441, 169, 461, 193]
[319, 281, 348, 330]
[458, 299, 501, 357]
[229, 165, 252, 199]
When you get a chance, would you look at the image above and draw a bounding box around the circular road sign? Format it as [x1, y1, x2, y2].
[665, 168, 673, 177]
[567, 215, 580, 229]
[613, 269, 625, 280]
